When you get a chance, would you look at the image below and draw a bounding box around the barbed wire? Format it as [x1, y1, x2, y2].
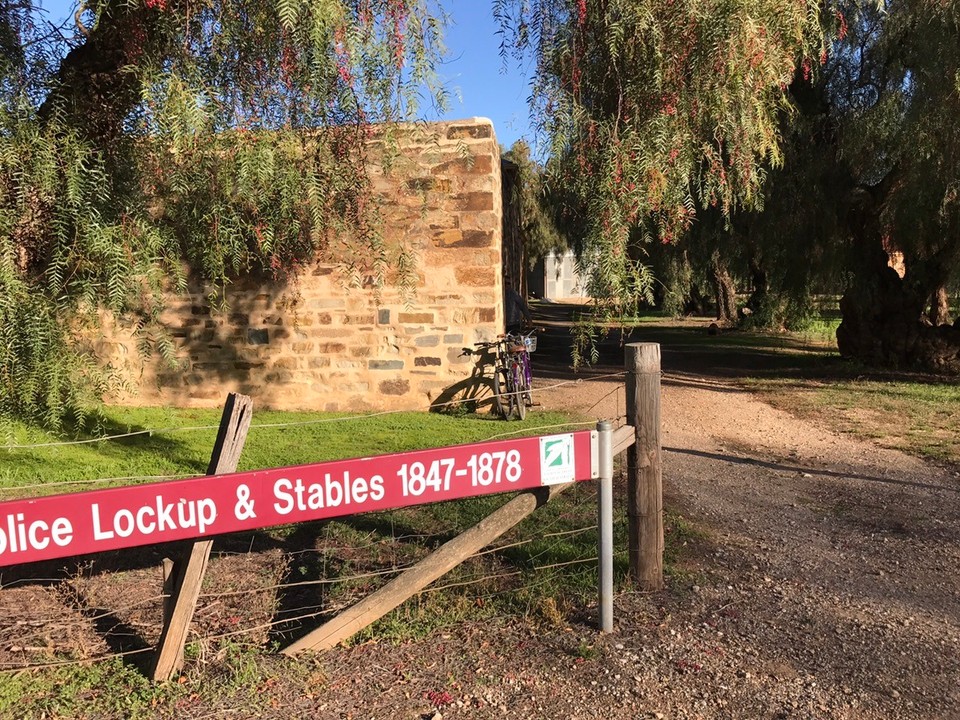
[0, 561, 606, 673]
[0, 474, 181, 495]
[0, 369, 623, 675]
[197, 566, 408, 599]
[0, 503, 601, 638]
[0, 593, 168, 630]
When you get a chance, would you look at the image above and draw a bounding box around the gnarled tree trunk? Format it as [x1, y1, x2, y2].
[710, 253, 737, 325]
[928, 285, 951, 326]
[38, 4, 176, 143]
[836, 189, 960, 374]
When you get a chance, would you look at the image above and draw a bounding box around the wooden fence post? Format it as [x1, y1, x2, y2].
[625, 343, 664, 590]
[151, 392, 253, 682]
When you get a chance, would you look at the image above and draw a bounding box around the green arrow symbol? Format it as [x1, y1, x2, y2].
[543, 440, 567, 467]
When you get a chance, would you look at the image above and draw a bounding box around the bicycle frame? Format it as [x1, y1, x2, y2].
[467, 329, 536, 420]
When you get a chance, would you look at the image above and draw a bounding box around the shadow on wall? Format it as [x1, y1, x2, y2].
[429, 346, 499, 415]
[149, 269, 311, 408]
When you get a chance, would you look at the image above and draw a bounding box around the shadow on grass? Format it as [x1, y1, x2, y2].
[530, 306, 960, 389]
[58, 580, 154, 674]
[73, 415, 214, 475]
[267, 520, 332, 647]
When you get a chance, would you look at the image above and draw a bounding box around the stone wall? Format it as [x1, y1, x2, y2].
[107, 118, 504, 412]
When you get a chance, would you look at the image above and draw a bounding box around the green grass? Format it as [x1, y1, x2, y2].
[744, 376, 960, 463]
[0, 406, 583, 498]
[618, 314, 959, 467]
[0, 404, 633, 718]
[0, 657, 176, 718]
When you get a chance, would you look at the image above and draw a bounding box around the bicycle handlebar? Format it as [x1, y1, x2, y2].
[465, 328, 540, 356]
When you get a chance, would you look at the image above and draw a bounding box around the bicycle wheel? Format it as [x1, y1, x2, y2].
[492, 367, 510, 419]
[523, 386, 533, 408]
[511, 362, 527, 420]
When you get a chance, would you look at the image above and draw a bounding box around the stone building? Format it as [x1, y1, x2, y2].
[108, 118, 514, 412]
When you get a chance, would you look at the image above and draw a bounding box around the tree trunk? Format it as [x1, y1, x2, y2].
[836, 189, 960, 374]
[746, 256, 768, 314]
[710, 254, 737, 324]
[37, 4, 175, 143]
[928, 285, 951, 326]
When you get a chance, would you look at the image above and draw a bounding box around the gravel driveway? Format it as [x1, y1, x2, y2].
[317, 362, 960, 720]
[5, 335, 956, 720]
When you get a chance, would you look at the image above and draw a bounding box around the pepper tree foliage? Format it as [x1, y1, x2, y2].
[830, 0, 960, 370]
[0, 0, 446, 427]
[502, 139, 566, 267]
[496, 0, 824, 319]
[691, 0, 960, 367]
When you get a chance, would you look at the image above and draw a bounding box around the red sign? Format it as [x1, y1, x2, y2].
[0, 432, 596, 567]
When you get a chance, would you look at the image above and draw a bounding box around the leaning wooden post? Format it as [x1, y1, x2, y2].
[151, 393, 253, 682]
[625, 343, 664, 590]
[281, 483, 571, 656]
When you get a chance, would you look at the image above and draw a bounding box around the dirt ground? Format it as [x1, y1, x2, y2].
[3, 326, 960, 719]
[290, 357, 959, 720]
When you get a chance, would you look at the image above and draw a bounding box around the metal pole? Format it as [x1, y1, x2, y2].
[597, 419, 614, 633]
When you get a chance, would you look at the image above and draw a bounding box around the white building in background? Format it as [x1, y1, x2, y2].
[529, 250, 591, 301]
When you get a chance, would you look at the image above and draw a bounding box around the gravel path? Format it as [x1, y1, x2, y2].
[301, 363, 960, 719]
[319, 367, 960, 719]
[524, 367, 960, 719]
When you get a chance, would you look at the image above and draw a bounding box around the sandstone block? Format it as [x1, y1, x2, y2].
[399, 312, 434, 324]
[379, 379, 410, 395]
[446, 124, 492, 140]
[247, 328, 269, 345]
[235, 361, 266, 370]
[448, 347, 473, 365]
[415, 356, 442, 367]
[308, 298, 346, 310]
[369, 359, 404, 370]
[432, 229, 464, 247]
[455, 266, 495, 287]
[456, 192, 494, 212]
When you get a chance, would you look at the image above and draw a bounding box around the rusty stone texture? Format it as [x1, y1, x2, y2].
[455, 266, 495, 287]
[398, 312, 434, 324]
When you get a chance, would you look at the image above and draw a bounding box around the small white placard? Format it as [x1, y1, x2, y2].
[539, 434, 576, 485]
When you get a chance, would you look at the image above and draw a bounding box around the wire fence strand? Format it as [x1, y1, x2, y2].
[0, 370, 626, 675]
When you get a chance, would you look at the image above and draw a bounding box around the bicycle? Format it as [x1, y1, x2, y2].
[467, 329, 536, 420]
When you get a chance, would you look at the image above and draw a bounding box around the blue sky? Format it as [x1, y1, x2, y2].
[438, 2, 534, 148]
